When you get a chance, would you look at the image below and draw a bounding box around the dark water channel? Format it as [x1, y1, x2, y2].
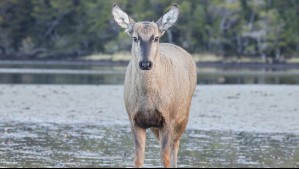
[0, 123, 298, 168]
[0, 63, 299, 84]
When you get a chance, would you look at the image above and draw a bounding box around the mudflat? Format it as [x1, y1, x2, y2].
[0, 85, 298, 134]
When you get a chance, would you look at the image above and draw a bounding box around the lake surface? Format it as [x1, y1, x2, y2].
[1, 122, 298, 168]
[0, 62, 299, 84]
[1, 62, 299, 167]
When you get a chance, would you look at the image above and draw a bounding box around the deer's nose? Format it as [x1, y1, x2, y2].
[139, 61, 153, 70]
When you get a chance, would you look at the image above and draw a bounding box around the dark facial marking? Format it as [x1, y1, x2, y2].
[139, 35, 154, 61]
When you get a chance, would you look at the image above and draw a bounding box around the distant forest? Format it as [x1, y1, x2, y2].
[0, 0, 299, 62]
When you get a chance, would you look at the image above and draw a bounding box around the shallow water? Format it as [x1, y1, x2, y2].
[1, 122, 298, 168]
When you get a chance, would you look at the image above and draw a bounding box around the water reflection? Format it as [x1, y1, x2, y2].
[0, 123, 298, 168]
[0, 74, 125, 85]
[0, 63, 299, 84]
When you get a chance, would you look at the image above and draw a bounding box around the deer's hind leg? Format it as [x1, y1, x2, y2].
[150, 127, 160, 141]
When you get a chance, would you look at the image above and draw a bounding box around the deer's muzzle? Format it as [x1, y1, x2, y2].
[139, 61, 152, 70]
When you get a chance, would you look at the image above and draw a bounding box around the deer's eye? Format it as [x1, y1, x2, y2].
[154, 37, 159, 43]
[133, 37, 138, 42]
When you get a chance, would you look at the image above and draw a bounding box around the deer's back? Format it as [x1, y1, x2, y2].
[159, 43, 197, 92]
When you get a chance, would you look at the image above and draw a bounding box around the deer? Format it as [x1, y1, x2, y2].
[112, 3, 197, 168]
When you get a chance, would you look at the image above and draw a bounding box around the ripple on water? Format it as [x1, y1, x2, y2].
[0, 122, 298, 167]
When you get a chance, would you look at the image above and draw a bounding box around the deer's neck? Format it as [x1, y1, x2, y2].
[131, 53, 165, 94]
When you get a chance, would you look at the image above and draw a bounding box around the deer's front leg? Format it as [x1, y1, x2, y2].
[159, 127, 172, 168]
[132, 125, 146, 168]
[171, 140, 180, 168]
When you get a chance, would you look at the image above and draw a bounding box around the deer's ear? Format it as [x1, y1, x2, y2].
[112, 3, 135, 36]
[156, 4, 179, 34]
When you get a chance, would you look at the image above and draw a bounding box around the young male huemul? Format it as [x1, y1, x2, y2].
[112, 3, 197, 168]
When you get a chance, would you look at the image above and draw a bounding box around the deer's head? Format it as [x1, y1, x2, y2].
[112, 4, 179, 70]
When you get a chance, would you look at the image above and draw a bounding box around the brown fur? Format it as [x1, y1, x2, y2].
[112, 4, 197, 168]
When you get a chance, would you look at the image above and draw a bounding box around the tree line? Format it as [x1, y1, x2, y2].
[0, 0, 298, 62]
